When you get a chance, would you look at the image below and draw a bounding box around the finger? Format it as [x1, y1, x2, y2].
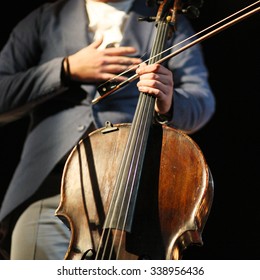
[103, 56, 142, 67]
[136, 63, 171, 76]
[137, 79, 172, 97]
[137, 85, 160, 96]
[137, 83, 172, 114]
[102, 63, 136, 74]
[143, 73, 173, 86]
[136, 63, 159, 74]
[104, 46, 139, 56]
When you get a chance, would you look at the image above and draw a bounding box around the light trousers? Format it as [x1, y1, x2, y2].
[10, 194, 70, 260]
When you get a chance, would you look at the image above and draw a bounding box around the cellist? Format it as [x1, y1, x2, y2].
[0, 0, 215, 260]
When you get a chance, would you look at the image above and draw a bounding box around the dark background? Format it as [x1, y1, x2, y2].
[0, 1, 259, 259]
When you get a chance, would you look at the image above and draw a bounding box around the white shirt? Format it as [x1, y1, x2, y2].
[86, 0, 134, 49]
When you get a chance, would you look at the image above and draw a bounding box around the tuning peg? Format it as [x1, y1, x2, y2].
[182, 5, 200, 19]
[138, 16, 156, 22]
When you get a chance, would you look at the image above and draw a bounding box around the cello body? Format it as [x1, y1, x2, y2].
[55, 122, 213, 260]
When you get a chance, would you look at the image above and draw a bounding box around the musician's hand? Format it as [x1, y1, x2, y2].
[136, 63, 174, 115]
[67, 37, 142, 83]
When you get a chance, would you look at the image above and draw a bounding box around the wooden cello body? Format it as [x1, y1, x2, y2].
[56, 0, 214, 260]
[56, 122, 213, 260]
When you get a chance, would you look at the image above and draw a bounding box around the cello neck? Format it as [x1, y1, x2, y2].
[103, 19, 172, 233]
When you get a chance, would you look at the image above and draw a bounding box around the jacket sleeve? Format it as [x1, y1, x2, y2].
[0, 6, 66, 124]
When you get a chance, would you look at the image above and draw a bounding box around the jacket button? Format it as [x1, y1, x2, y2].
[77, 125, 86, 132]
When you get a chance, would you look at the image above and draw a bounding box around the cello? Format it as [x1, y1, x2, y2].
[55, 0, 213, 260]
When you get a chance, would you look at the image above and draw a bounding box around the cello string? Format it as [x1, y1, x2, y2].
[111, 22, 168, 260]
[106, 93, 152, 259]
[92, 0, 260, 104]
[95, 137, 136, 258]
[94, 118, 147, 258]
[95, 145, 134, 259]
[97, 80, 160, 258]
[96, 21, 168, 260]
